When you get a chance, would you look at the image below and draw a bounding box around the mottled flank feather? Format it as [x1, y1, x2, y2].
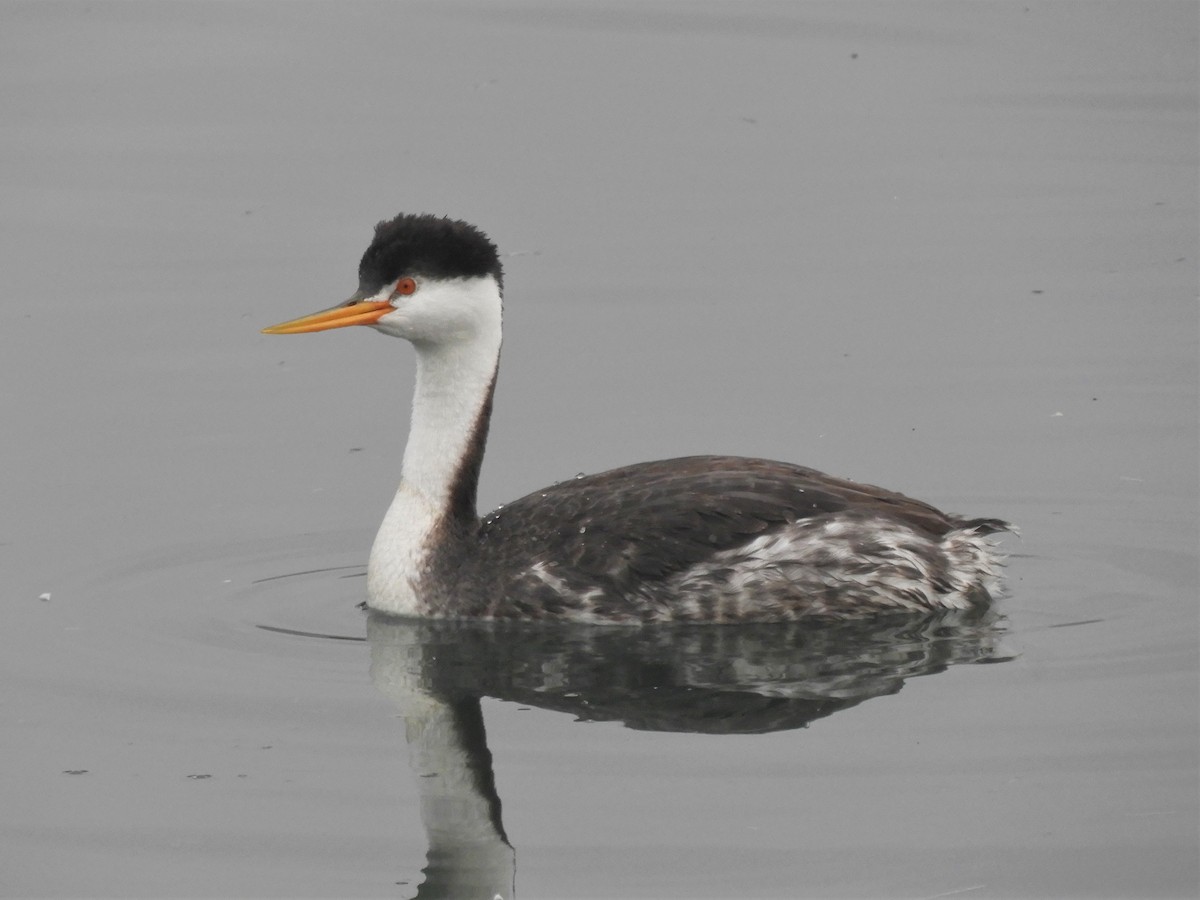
[413, 456, 1011, 624]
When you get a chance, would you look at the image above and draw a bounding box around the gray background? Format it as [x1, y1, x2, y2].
[2, 2, 1197, 897]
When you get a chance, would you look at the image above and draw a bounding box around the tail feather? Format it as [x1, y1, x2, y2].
[958, 516, 1016, 536]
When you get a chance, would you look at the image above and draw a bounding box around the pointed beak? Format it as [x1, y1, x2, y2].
[261, 293, 393, 335]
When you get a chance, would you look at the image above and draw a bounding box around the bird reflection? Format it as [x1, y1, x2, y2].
[367, 606, 1011, 898]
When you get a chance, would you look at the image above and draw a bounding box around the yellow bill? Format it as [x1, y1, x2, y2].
[262, 299, 393, 335]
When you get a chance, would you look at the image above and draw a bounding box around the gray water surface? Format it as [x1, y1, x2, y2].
[2, 2, 1197, 897]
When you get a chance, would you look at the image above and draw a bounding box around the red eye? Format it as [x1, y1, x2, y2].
[394, 277, 417, 296]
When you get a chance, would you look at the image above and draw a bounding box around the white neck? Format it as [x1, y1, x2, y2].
[366, 276, 502, 616]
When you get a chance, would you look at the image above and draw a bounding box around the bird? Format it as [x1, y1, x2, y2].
[262, 213, 1010, 624]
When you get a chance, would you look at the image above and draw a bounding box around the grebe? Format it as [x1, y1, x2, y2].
[263, 213, 1009, 624]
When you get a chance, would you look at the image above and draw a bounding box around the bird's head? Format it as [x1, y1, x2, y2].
[262, 213, 503, 347]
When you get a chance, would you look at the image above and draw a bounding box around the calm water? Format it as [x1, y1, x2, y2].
[3, 3, 1196, 897]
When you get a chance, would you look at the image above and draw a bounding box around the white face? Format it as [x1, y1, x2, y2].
[369, 274, 502, 346]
